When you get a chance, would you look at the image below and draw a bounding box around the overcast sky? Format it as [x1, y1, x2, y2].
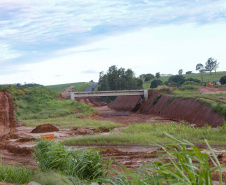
[1, 0, 226, 85]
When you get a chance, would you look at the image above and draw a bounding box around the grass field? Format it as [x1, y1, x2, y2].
[62, 121, 226, 148]
[45, 82, 94, 92]
[143, 71, 226, 89]
[22, 115, 121, 130]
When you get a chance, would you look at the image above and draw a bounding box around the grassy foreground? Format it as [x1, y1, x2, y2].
[63, 122, 226, 148]
[2, 135, 226, 184]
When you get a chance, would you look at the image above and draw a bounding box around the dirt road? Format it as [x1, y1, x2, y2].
[198, 86, 226, 94]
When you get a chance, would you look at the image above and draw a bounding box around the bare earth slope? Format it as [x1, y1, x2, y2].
[109, 91, 226, 127]
[0, 91, 15, 139]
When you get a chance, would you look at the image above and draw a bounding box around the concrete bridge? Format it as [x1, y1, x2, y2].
[70, 90, 148, 101]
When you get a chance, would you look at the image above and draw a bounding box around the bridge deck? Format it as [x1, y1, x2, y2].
[70, 90, 148, 101]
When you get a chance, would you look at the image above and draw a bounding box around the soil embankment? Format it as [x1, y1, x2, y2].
[0, 91, 15, 139]
[108, 95, 142, 111]
[109, 91, 226, 127]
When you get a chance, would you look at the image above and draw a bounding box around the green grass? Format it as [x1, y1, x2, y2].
[3, 86, 97, 121]
[0, 162, 34, 184]
[33, 171, 72, 185]
[22, 115, 122, 129]
[142, 71, 226, 89]
[45, 82, 85, 92]
[62, 122, 226, 148]
[101, 135, 226, 185]
[33, 140, 105, 181]
[45, 82, 94, 92]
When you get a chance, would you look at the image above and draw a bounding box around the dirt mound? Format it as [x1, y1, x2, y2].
[31, 124, 59, 133]
[108, 95, 142, 111]
[0, 91, 16, 139]
[140, 92, 226, 127]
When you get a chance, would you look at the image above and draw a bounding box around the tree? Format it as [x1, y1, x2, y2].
[205, 58, 217, 75]
[213, 62, 220, 74]
[178, 69, 183, 75]
[144, 74, 155, 81]
[219, 76, 226, 85]
[168, 75, 185, 86]
[98, 65, 143, 91]
[150, 79, 163, 88]
[196, 63, 205, 84]
[155, 72, 160, 78]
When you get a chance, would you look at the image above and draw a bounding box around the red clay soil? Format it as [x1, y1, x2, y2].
[31, 124, 59, 133]
[140, 92, 226, 127]
[109, 95, 142, 111]
[108, 91, 225, 127]
[0, 91, 16, 139]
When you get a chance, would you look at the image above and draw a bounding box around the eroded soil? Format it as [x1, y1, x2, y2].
[0, 89, 226, 183]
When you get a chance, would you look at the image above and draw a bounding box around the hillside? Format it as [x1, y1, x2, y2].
[45, 82, 94, 92]
[143, 71, 226, 89]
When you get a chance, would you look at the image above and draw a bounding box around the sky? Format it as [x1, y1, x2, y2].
[0, 0, 226, 86]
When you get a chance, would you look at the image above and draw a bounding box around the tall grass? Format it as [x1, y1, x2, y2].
[101, 134, 226, 185]
[33, 139, 104, 181]
[0, 162, 34, 184]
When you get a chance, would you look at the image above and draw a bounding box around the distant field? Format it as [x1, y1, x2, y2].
[45, 82, 94, 92]
[143, 71, 226, 89]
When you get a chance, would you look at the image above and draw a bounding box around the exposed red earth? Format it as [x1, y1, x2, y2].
[0, 87, 226, 183]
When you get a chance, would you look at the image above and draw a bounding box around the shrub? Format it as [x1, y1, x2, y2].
[186, 78, 201, 84]
[183, 81, 200, 86]
[179, 86, 198, 91]
[150, 79, 163, 88]
[219, 76, 226, 85]
[33, 139, 103, 180]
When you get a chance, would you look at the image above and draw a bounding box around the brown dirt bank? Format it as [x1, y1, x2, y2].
[109, 92, 226, 127]
[108, 95, 142, 111]
[0, 91, 16, 139]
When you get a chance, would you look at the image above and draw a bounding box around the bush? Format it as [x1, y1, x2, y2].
[186, 78, 201, 84]
[150, 79, 163, 88]
[219, 76, 226, 85]
[183, 81, 200, 86]
[33, 140, 103, 180]
[168, 75, 185, 85]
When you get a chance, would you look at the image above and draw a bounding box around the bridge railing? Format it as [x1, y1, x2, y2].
[70, 90, 148, 101]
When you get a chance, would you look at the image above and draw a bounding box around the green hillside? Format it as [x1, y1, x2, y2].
[45, 82, 94, 92]
[143, 71, 226, 89]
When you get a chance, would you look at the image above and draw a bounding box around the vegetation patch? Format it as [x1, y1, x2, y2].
[153, 95, 162, 105]
[0, 162, 34, 184]
[22, 116, 121, 130]
[33, 139, 105, 181]
[167, 96, 175, 104]
[62, 122, 226, 148]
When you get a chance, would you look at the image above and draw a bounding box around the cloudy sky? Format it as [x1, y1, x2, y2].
[1, 0, 226, 85]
